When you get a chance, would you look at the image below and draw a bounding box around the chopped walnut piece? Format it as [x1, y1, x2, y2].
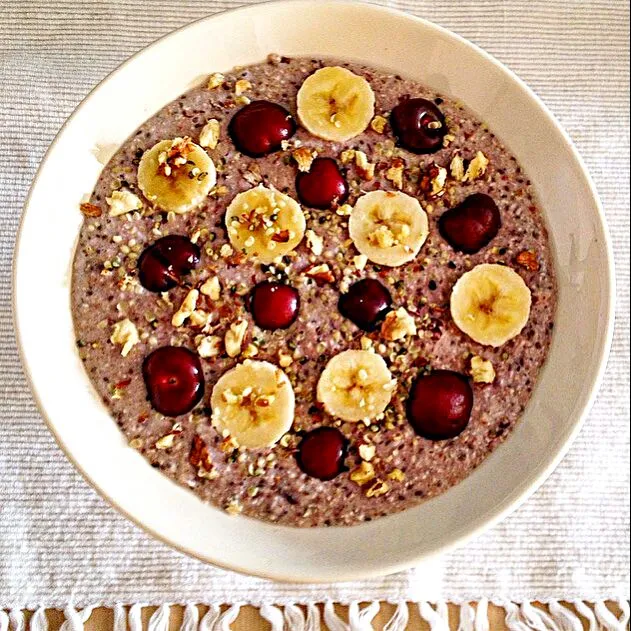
[200, 276, 221, 300]
[340, 149, 375, 180]
[381, 307, 417, 341]
[360, 336, 374, 351]
[234, 79, 252, 96]
[207, 72, 225, 89]
[220, 435, 240, 452]
[385, 158, 405, 189]
[219, 243, 234, 258]
[110, 319, 139, 357]
[199, 119, 220, 150]
[242, 343, 259, 358]
[336, 203, 353, 216]
[350, 460, 376, 485]
[353, 254, 368, 271]
[305, 229, 324, 255]
[388, 468, 406, 482]
[463, 151, 489, 182]
[225, 319, 248, 357]
[450, 154, 466, 181]
[370, 115, 388, 134]
[80, 202, 102, 217]
[225, 497, 243, 515]
[106, 188, 142, 217]
[172, 289, 199, 327]
[430, 165, 448, 197]
[155, 433, 177, 450]
[365, 479, 389, 498]
[516, 250, 540, 271]
[292, 147, 317, 172]
[305, 263, 335, 285]
[470, 355, 496, 384]
[278, 351, 293, 368]
[189, 434, 213, 474]
[359, 444, 376, 462]
[197, 335, 222, 359]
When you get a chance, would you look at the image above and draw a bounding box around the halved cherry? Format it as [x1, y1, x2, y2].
[137, 235, 201, 292]
[407, 370, 473, 440]
[228, 100, 296, 157]
[390, 98, 447, 154]
[249, 281, 300, 330]
[142, 346, 204, 417]
[297, 427, 347, 480]
[295, 157, 349, 209]
[338, 278, 392, 331]
[439, 193, 501, 254]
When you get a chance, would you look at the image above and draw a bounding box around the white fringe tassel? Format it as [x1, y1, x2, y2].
[2, 599, 630, 631]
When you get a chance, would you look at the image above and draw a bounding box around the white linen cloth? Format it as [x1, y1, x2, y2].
[0, 0, 628, 615]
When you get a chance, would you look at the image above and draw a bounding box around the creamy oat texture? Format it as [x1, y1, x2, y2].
[72, 57, 556, 527]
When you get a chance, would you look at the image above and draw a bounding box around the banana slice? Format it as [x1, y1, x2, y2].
[349, 191, 428, 267]
[210, 360, 295, 449]
[224, 184, 306, 264]
[297, 66, 375, 142]
[317, 350, 396, 422]
[137, 137, 216, 213]
[450, 263, 531, 347]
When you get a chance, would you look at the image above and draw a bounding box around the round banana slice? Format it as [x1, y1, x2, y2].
[297, 66, 375, 142]
[317, 350, 396, 423]
[137, 137, 216, 213]
[349, 191, 428, 267]
[210, 360, 295, 449]
[450, 263, 531, 347]
[224, 185, 306, 264]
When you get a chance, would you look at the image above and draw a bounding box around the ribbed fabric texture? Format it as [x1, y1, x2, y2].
[0, 0, 629, 608]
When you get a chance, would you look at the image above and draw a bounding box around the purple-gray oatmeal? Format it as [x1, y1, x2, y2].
[72, 56, 556, 527]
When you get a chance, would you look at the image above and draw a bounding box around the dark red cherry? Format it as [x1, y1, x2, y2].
[295, 157, 349, 209]
[407, 370, 473, 440]
[138, 235, 201, 292]
[390, 98, 447, 154]
[249, 281, 300, 330]
[338, 278, 392, 331]
[228, 100, 296, 157]
[439, 193, 501, 254]
[142, 346, 204, 417]
[297, 427, 347, 480]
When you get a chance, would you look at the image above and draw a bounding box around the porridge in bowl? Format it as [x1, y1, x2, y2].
[72, 55, 556, 527]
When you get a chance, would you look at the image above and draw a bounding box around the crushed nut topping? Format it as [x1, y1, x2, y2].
[207, 72, 225, 89]
[225, 319, 248, 357]
[305, 229, 324, 255]
[155, 433, 177, 450]
[225, 497, 243, 515]
[470, 355, 496, 383]
[516, 250, 540, 271]
[360, 335, 374, 351]
[234, 79, 252, 96]
[219, 243, 234, 258]
[336, 203, 353, 216]
[340, 149, 375, 180]
[106, 188, 142, 217]
[242, 343, 259, 358]
[365, 479, 389, 498]
[278, 351, 293, 367]
[199, 119, 221, 150]
[292, 147, 317, 172]
[385, 158, 405, 189]
[304, 263, 335, 285]
[370, 115, 388, 134]
[350, 460, 376, 485]
[463, 151, 489, 182]
[200, 276, 221, 300]
[359, 444, 376, 461]
[353, 254, 368, 271]
[110, 318, 139, 357]
[450, 154, 466, 181]
[430, 164, 448, 197]
[156, 137, 196, 178]
[197, 335, 222, 359]
[80, 202, 102, 217]
[172, 289, 199, 327]
[368, 224, 397, 249]
[189, 434, 215, 477]
[381, 307, 417, 341]
[388, 468, 406, 482]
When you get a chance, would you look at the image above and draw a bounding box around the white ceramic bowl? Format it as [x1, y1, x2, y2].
[13, 0, 614, 582]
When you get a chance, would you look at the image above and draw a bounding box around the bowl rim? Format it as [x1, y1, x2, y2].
[12, 0, 616, 583]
